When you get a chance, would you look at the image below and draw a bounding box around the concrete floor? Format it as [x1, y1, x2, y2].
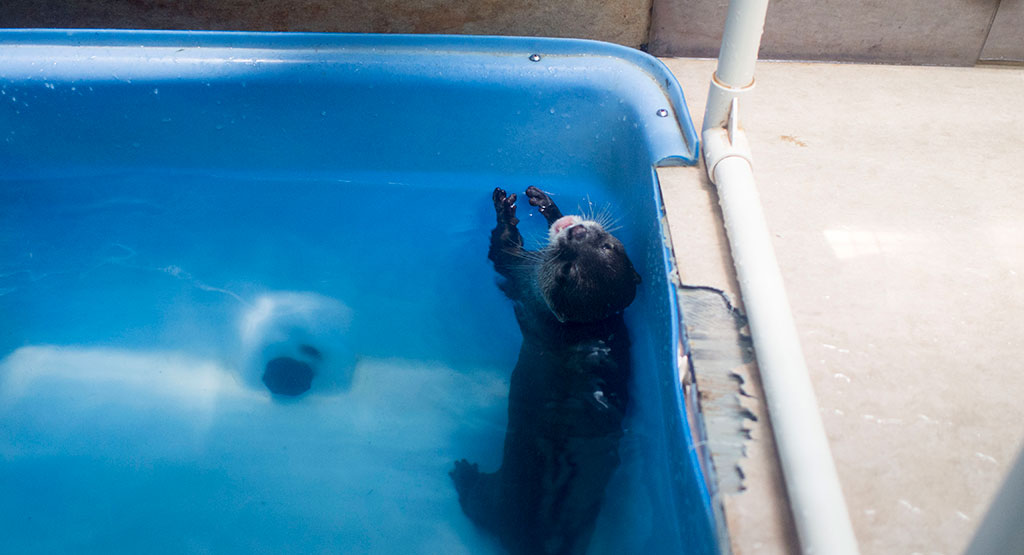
[658, 58, 1024, 555]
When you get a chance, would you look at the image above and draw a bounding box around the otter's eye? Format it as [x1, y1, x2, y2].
[561, 263, 573, 275]
[602, 243, 614, 251]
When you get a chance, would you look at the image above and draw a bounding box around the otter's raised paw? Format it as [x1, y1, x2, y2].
[525, 186, 563, 224]
[492, 188, 519, 226]
[525, 185, 552, 207]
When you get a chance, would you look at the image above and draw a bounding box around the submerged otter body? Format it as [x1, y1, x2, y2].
[451, 187, 640, 555]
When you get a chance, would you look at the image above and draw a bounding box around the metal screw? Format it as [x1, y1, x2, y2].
[529, 54, 541, 62]
[656, 108, 669, 117]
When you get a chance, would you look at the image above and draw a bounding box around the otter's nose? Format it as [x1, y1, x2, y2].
[568, 225, 588, 241]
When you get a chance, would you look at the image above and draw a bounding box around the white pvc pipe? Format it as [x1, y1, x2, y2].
[715, 0, 769, 88]
[703, 0, 769, 130]
[713, 156, 859, 555]
[700, 1, 861, 553]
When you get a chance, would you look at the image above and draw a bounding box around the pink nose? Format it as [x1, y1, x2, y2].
[552, 215, 577, 233]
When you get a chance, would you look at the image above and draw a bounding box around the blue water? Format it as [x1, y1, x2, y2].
[0, 172, 686, 553]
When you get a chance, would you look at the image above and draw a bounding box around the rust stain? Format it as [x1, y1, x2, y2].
[780, 134, 808, 147]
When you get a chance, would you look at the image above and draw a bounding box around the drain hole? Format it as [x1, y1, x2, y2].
[262, 356, 314, 396]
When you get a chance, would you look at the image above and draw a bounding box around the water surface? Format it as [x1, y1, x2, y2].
[0, 173, 672, 554]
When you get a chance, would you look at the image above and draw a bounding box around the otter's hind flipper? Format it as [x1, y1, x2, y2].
[450, 459, 504, 535]
[525, 186, 564, 227]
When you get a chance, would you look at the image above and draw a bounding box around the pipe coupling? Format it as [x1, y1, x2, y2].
[702, 96, 753, 185]
[703, 72, 755, 132]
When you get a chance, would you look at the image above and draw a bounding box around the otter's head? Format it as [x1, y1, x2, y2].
[538, 216, 642, 323]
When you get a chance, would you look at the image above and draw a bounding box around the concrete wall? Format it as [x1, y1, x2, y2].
[980, 0, 1024, 63]
[0, 0, 653, 48]
[649, 0, 1011, 66]
[1, 2, 1021, 68]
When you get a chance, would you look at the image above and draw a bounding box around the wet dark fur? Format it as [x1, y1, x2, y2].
[450, 187, 640, 555]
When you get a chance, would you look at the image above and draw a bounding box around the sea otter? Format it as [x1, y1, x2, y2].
[450, 186, 641, 555]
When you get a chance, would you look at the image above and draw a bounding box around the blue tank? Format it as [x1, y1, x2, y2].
[0, 31, 715, 554]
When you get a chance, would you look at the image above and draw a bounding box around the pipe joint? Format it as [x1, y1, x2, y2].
[702, 97, 753, 185]
[703, 72, 755, 132]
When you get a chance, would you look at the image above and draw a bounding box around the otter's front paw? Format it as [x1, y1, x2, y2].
[492, 187, 519, 226]
[525, 186, 563, 224]
[525, 186, 553, 208]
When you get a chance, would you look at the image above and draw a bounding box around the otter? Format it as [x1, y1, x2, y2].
[450, 186, 641, 555]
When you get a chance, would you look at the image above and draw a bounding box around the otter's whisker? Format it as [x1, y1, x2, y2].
[594, 213, 623, 234]
[592, 204, 618, 227]
[576, 194, 600, 223]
